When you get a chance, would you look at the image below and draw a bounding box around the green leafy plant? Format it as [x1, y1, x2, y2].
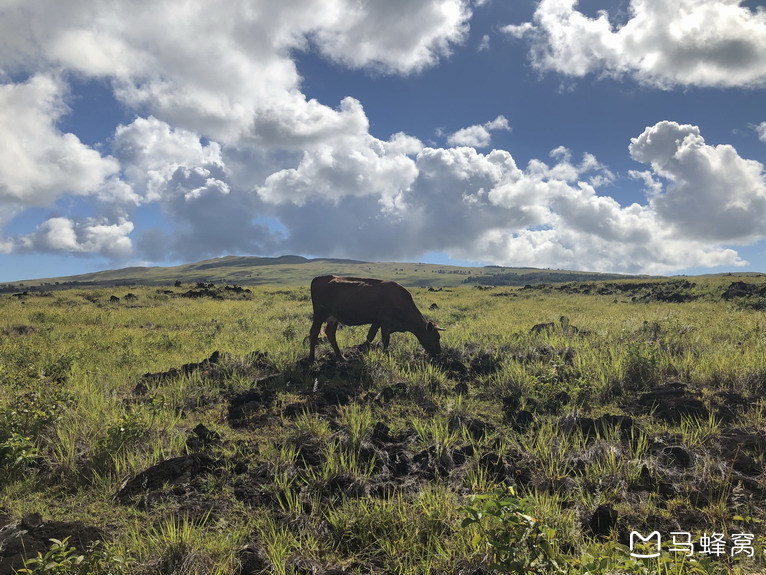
[461, 487, 567, 574]
[18, 537, 85, 575]
[0, 431, 38, 476]
[18, 537, 133, 575]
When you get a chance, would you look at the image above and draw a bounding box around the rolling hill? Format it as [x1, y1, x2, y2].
[2, 254, 651, 291]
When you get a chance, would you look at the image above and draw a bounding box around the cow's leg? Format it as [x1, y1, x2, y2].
[381, 328, 391, 351]
[365, 323, 380, 347]
[308, 316, 325, 362]
[325, 317, 344, 359]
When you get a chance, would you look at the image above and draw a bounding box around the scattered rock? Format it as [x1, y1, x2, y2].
[710, 390, 751, 423]
[559, 414, 636, 440]
[478, 452, 511, 483]
[588, 504, 618, 539]
[315, 378, 358, 407]
[448, 415, 494, 441]
[227, 379, 279, 428]
[136, 351, 222, 392]
[371, 382, 408, 403]
[371, 422, 394, 445]
[236, 544, 269, 575]
[116, 453, 221, 506]
[632, 382, 708, 423]
[530, 321, 555, 334]
[20, 513, 43, 529]
[453, 381, 469, 395]
[715, 428, 766, 477]
[628, 464, 657, 492]
[295, 440, 325, 469]
[186, 423, 223, 451]
[721, 281, 766, 300]
[661, 445, 693, 468]
[469, 352, 501, 375]
[509, 409, 535, 432]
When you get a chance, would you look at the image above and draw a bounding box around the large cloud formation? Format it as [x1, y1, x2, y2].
[504, 0, 766, 88]
[0, 0, 763, 274]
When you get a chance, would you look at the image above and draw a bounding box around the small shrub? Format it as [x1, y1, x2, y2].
[622, 343, 660, 391]
[462, 488, 567, 574]
[18, 537, 133, 575]
[0, 431, 38, 479]
[2, 387, 73, 437]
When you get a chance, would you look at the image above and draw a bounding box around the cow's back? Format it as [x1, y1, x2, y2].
[310, 275, 416, 327]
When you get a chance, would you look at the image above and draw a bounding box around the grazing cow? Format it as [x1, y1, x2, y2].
[308, 275, 443, 362]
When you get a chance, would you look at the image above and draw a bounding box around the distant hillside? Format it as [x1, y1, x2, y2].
[462, 269, 649, 286]
[2, 254, 650, 291]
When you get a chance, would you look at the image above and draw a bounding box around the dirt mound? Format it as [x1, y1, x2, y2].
[559, 413, 636, 440]
[227, 377, 280, 428]
[116, 453, 222, 508]
[628, 381, 708, 423]
[135, 351, 223, 392]
[0, 514, 103, 575]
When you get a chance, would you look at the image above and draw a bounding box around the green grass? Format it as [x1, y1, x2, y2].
[2, 276, 766, 573]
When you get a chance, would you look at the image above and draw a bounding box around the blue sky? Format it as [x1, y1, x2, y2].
[1, 0, 766, 282]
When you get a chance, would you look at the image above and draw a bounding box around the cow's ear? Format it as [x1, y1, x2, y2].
[427, 321, 444, 332]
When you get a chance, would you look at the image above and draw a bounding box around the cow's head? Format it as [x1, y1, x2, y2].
[418, 320, 443, 357]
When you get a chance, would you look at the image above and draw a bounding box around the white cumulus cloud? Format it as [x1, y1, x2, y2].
[0, 75, 119, 207]
[257, 122, 754, 275]
[504, 0, 766, 88]
[5, 217, 134, 259]
[447, 115, 511, 147]
[630, 120, 766, 242]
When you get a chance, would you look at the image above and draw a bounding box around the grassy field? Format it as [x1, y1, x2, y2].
[2, 275, 766, 574]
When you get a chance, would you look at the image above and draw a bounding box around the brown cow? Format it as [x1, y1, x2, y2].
[308, 275, 442, 362]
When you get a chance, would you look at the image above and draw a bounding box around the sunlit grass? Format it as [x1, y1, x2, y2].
[3, 277, 766, 573]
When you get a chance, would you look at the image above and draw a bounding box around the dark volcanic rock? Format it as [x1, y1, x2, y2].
[628, 464, 658, 492]
[560, 414, 636, 440]
[632, 382, 708, 423]
[711, 391, 751, 423]
[117, 453, 220, 506]
[721, 281, 765, 300]
[716, 428, 766, 477]
[588, 504, 618, 539]
[509, 410, 535, 432]
[661, 445, 693, 468]
[232, 464, 276, 508]
[186, 423, 223, 451]
[0, 519, 103, 575]
[236, 544, 269, 575]
[227, 379, 278, 427]
[136, 351, 222, 392]
[448, 415, 494, 441]
[371, 422, 393, 445]
[469, 352, 501, 375]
